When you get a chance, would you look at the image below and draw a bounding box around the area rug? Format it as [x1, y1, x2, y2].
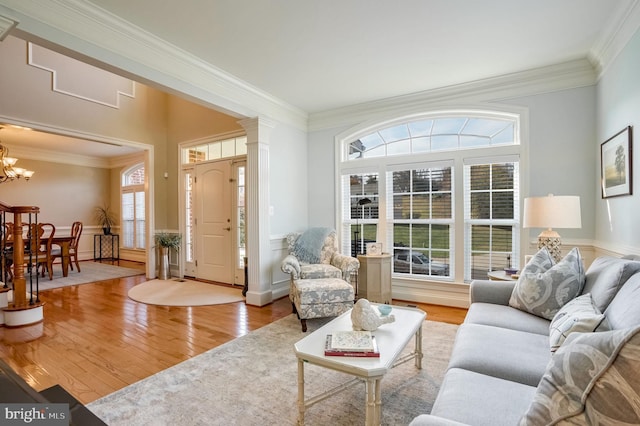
[37, 261, 144, 291]
[87, 314, 458, 425]
[127, 279, 244, 306]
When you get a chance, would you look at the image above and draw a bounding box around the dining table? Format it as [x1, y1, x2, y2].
[48, 236, 74, 277]
[2, 235, 74, 279]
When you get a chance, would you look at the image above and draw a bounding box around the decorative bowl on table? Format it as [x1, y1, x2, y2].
[378, 304, 392, 316]
[504, 267, 519, 276]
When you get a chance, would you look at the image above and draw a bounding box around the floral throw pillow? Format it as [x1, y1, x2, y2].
[548, 293, 608, 353]
[509, 247, 585, 320]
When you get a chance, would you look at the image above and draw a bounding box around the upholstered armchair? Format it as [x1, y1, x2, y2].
[281, 228, 359, 282]
[281, 227, 359, 331]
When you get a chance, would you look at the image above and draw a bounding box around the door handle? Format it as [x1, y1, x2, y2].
[224, 227, 231, 231]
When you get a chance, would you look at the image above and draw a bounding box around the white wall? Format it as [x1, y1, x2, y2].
[502, 86, 597, 243]
[268, 122, 309, 236]
[596, 27, 640, 254]
[307, 125, 351, 228]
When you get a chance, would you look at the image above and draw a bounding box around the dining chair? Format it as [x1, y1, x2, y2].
[2, 222, 14, 282]
[5, 223, 55, 280]
[50, 221, 83, 274]
[68, 221, 82, 272]
[33, 223, 56, 280]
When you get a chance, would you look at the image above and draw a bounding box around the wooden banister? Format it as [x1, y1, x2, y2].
[1, 202, 40, 309]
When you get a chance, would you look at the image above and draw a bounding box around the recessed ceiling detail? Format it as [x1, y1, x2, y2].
[27, 42, 135, 109]
[0, 14, 18, 41]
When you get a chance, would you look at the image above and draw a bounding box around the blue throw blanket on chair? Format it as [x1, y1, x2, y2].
[293, 227, 333, 264]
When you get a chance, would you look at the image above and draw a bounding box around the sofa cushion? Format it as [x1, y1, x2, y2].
[464, 303, 550, 335]
[421, 368, 537, 426]
[447, 324, 550, 386]
[548, 293, 607, 353]
[581, 256, 640, 312]
[604, 272, 640, 330]
[509, 247, 585, 320]
[520, 326, 640, 425]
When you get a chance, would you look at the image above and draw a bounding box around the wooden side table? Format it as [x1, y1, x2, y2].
[357, 254, 392, 303]
[487, 270, 518, 281]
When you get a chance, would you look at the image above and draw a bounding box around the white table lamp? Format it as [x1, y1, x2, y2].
[522, 194, 581, 262]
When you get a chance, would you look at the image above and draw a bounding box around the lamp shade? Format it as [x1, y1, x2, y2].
[523, 195, 581, 229]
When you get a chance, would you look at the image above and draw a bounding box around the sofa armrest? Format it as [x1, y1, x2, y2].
[409, 415, 470, 426]
[281, 254, 301, 279]
[331, 253, 360, 280]
[469, 279, 516, 305]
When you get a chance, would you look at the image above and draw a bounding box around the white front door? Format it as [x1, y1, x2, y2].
[196, 160, 234, 284]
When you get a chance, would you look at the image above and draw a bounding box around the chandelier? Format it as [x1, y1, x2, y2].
[0, 126, 35, 183]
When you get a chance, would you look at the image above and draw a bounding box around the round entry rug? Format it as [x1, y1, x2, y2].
[128, 279, 244, 306]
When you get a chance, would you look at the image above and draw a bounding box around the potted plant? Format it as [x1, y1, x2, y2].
[155, 232, 181, 280]
[94, 204, 116, 235]
[155, 232, 182, 251]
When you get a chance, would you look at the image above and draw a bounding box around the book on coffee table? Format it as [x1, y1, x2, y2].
[330, 330, 374, 351]
[324, 333, 380, 357]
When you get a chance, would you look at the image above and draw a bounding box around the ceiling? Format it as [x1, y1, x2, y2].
[87, 0, 635, 113]
[0, 124, 143, 162]
[2, 0, 636, 160]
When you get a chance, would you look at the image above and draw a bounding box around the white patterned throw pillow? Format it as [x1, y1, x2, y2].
[549, 293, 608, 353]
[509, 247, 585, 320]
[519, 247, 556, 274]
[520, 326, 640, 425]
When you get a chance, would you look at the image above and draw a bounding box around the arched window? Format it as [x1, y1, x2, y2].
[339, 111, 521, 283]
[121, 163, 145, 250]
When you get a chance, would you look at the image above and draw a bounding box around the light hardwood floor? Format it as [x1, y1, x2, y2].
[0, 260, 468, 405]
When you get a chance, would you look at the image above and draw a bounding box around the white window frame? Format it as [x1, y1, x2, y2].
[463, 156, 521, 281]
[121, 163, 145, 250]
[336, 108, 528, 285]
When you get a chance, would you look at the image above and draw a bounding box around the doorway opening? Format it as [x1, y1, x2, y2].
[180, 135, 247, 285]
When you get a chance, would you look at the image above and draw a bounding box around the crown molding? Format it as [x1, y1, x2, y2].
[0, 0, 308, 130]
[4, 142, 110, 168]
[588, 0, 640, 77]
[0, 114, 150, 168]
[309, 59, 597, 132]
[0, 11, 16, 40]
[108, 151, 145, 169]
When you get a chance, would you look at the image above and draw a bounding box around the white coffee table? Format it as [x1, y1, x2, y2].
[294, 304, 426, 425]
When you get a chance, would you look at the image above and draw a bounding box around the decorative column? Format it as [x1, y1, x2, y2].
[239, 116, 276, 306]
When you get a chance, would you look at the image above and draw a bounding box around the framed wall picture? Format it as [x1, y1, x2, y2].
[601, 126, 633, 198]
[366, 242, 383, 256]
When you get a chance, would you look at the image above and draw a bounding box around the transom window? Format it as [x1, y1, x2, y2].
[348, 116, 515, 160]
[182, 136, 247, 164]
[339, 111, 521, 283]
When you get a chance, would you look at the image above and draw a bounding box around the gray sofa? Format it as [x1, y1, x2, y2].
[411, 255, 640, 426]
